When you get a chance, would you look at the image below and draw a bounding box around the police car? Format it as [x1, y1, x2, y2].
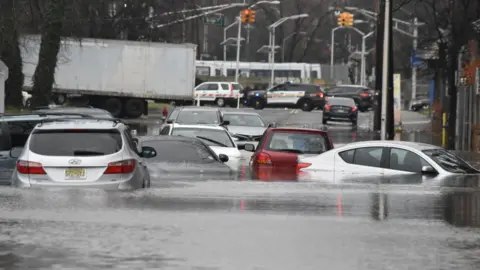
[245, 82, 327, 111]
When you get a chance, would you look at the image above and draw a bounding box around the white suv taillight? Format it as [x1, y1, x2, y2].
[103, 159, 136, 174]
[16, 160, 46, 175]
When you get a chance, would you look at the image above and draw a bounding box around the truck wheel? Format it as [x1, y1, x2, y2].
[24, 98, 32, 109]
[253, 99, 265, 110]
[125, 98, 145, 118]
[299, 99, 313, 112]
[54, 94, 67, 105]
[104, 98, 123, 117]
[215, 98, 226, 107]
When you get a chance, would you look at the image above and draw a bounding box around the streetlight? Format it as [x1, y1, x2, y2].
[223, 20, 240, 61]
[282, 31, 307, 62]
[330, 26, 364, 84]
[155, 3, 247, 28]
[268, 14, 309, 87]
[361, 31, 374, 86]
[234, 0, 280, 82]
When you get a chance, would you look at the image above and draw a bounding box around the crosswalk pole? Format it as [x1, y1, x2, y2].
[237, 95, 240, 109]
[196, 94, 200, 106]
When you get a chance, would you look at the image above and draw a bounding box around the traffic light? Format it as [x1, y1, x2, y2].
[337, 12, 346, 26]
[240, 9, 249, 24]
[344, 12, 354, 27]
[247, 10, 256, 23]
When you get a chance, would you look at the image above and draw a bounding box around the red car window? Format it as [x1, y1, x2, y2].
[263, 131, 331, 154]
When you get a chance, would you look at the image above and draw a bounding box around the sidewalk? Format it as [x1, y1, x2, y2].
[401, 110, 431, 125]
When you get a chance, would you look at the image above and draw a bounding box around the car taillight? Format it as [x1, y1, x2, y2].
[351, 106, 357, 112]
[317, 92, 324, 98]
[296, 162, 311, 173]
[324, 104, 332, 112]
[360, 92, 369, 98]
[256, 152, 272, 165]
[104, 159, 136, 174]
[16, 160, 46, 175]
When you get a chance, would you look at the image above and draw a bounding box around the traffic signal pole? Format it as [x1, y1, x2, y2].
[373, 0, 385, 132]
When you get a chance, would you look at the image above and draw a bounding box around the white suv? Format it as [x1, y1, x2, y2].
[10, 118, 150, 190]
[194, 81, 243, 107]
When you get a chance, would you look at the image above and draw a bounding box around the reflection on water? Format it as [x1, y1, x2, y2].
[444, 191, 480, 227]
[370, 193, 388, 221]
[1, 180, 480, 269]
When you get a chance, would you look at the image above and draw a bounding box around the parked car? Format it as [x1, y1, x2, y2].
[0, 112, 104, 184]
[297, 140, 480, 183]
[11, 117, 150, 189]
[164, 106, 228, 125]
[322, 97, 358, 126]
[325, 84, 375, 112]
[160, 123, 242, 171]
[222, 111, 272, 147]
[33, 106, 114, 118]
[243, 127, 334, 181]
[140, 136, 234, 182]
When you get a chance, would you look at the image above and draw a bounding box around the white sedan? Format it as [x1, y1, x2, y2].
[297, 140, 479, 183]
[160, 123, 243, 171]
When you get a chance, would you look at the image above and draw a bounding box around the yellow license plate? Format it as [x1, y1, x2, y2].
[65, 168, 86, 180]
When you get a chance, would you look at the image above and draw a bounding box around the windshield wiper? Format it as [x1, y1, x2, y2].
[196, 136, 228, 147]
[273, 149, 304, 154]
[73, 150, 105, 156]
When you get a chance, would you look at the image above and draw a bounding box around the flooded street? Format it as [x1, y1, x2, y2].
[1, 182, 480, 269]
[2, 108, 480, 269]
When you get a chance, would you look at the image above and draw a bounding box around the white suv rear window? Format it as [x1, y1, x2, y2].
[29, 129, 122, 156]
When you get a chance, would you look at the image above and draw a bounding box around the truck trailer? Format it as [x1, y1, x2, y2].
[21, 35, 197, 118]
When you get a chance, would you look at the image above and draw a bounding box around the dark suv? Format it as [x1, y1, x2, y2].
[245, 83, 327, 111]
[325, 85, 375, 112]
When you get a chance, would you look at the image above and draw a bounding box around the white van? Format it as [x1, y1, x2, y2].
[194, 81, 243, 107]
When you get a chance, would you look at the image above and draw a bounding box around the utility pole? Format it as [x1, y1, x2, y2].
[411, 17, 418, 101]
[380, 0, 390, 140]
[374, 0, 385, 132]
[386, 0, 394, 140]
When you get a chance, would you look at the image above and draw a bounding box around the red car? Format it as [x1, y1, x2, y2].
[243, 127, 334, 181]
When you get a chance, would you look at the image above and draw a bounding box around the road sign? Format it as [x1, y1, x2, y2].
[411, 51, 421, 67]
[203, 13, 224, 25]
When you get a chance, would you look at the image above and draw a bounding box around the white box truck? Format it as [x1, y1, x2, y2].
[21, 35, 197, 118]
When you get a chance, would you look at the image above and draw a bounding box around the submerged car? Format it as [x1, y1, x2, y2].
[297, 141, 480, 183]
[160, 123, 243, 171]
[222, 111, 272, 147]
[140, 136, 234, 182]
[244, 127, 334, 181]
[11, 117, 150, 190]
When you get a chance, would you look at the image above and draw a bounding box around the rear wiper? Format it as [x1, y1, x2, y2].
[196, 136, 228, 147]
[73, 150, 105, 156]
[274, 149, 303, 154]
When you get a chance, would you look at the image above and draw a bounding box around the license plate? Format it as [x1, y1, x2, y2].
[65, 168, 86, 180]
[337, 109, 345, 113]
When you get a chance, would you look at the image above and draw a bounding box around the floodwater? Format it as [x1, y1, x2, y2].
[1, 178, 480, 269]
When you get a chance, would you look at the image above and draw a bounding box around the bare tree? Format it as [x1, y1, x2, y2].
[0, 0, 25, 108]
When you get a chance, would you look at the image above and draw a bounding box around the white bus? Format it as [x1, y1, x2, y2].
[195, 61, 322, 83]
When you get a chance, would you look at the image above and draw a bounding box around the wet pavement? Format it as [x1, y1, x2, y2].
[2, 107, 480, 269]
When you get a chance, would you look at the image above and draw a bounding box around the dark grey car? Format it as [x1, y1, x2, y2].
[140, 136, 234, 183]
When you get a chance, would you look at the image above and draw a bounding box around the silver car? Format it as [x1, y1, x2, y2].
[222, 111, 272, 147]
[11, 118, 150, 190]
